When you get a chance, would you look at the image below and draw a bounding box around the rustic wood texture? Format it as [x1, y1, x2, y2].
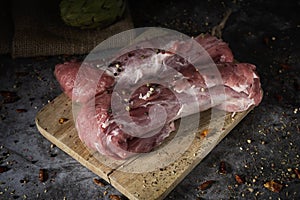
[35, 93, 253, 200]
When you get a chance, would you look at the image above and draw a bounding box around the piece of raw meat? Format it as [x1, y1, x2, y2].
[55, 62, 114, 103]
[76, 91, 177, 159]
[55, 34, 233, 104]
[54, 34, 263, 159]
[194, 34, 234, 63]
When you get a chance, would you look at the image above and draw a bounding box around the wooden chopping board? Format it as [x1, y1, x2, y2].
[35, 93, 253, 200]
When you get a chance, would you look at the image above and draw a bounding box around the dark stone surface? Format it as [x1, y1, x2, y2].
[0, 0, 299, 199]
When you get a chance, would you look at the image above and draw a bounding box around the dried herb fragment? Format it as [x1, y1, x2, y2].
[59, 118, 69, 124]
[93, 178, 105, 187]
[109, 194, 121, 200]
[235, 174, 244, 184]
[39, 169, 48, 182]
[264, 180, 283, 193]
[198, 180, 216, 190]
[219, 161, 227, 174]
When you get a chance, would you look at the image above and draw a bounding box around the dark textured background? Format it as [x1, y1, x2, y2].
[0, 0, 299, 199]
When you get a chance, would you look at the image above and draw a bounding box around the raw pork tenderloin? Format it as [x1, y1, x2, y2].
[54, 35, 263, 159]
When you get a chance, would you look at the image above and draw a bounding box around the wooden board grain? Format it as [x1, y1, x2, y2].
[35, 93, 253, 200]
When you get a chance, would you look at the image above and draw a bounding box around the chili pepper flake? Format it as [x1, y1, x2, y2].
[109, 194, 121, 200]
[39, 169, 48, 182]
[264, 180, 283, 193]
[263, 36, 269, 45]
[235, 174, 245, 184]
[16, 109, 27, 113]
[280, 63, 292, 70]
[59, 118, 69, 124]
[0, 91, 20, 104]
[275, 94, 283, 102]
[219, 161, 227, 174]
[0, 166, 10, 173]
[198, 180, 216, 190]
[93, 178, 105, 187]
[200, 129, 209, 137]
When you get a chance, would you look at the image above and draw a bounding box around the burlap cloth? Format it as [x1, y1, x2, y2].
[0, 0, 133, 58]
